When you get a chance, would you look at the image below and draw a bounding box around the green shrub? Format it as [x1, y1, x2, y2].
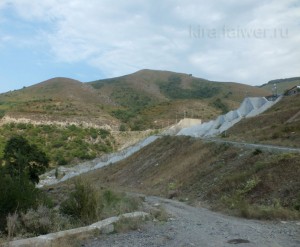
[252, 149, 262, 155]
[211, 98, 229, 114]
[0, 110, 5, 118]
[159, 76, 220, 100]
[0, 173, 41, 231]
[60, 179, 101, 224]
[3, 135, 49, 184]
[99, 129, 110, 139]
[119, 124, 127, 131]
[237, 177, 261, 195]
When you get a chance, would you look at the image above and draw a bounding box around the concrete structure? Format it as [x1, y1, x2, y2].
[162, 118, 202, 135]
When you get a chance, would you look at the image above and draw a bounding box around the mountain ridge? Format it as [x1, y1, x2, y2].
[0, 69, 274, 130]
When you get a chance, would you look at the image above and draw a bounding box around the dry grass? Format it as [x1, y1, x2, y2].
[226, 94, 300, 147]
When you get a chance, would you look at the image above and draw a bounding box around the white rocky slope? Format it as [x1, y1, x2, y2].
[177, 97, 281, 137]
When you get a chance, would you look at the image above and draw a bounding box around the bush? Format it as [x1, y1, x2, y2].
[211, 98, 229, 114]
[99, 129, 110, 139]
[0, 173, 41, 231]
[252, 149, 262, 155]
[60, 179, 101, 224]
[61, 180, 142, 225]
[5, 205, 72, 237]
[119, 124, 127, 131]
[3, 135, 49, 184]
[21, 205, 56, 235]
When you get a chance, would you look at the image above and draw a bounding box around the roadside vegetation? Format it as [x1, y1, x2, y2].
[0, 136, 144, 242]
[0, 123, 115, 167]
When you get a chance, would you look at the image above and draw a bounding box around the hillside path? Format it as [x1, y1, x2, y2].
[203, 138, 300, 153]
[83, 196, 300, 247]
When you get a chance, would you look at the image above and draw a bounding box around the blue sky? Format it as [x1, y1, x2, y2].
[0, 0, 299, 93]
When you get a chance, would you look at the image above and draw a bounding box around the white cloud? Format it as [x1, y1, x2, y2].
[2, 0, 300, 84]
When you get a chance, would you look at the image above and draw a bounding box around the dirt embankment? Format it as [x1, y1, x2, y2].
[72, 136, 300, 219]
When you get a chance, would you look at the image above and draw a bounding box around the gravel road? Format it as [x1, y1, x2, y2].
[82, 196, 300, 247]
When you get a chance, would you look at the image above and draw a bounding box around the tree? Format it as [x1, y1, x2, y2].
[3, 135, 49, 184]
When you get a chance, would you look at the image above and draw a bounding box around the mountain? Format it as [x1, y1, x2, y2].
[259, 77, 300, 95]
[87, 69, 268, 129]
[0, 70, 269, 130]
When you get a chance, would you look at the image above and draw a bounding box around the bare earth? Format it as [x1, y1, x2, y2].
[82, 196, 300, 247]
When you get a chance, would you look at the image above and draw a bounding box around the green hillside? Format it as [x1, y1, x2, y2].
[88, 69, 269, 130]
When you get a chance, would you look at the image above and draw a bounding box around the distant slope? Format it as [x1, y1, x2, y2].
[259, 77, 300, 95]
[226, 94, 300, 147]
[0, 70, 269, 130]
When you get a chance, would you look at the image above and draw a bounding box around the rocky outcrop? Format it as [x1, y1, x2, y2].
[0, 115, 114, 130]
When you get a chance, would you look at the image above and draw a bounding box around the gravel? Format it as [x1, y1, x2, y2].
[82, 196, 300, 247]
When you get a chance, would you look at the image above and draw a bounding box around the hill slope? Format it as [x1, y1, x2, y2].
[0, 77, 117, 128]
[226, 94, 300, 147]
[59, 135, 300, 220]
[45, 90, 300, 219]
[88, 69, 269, 129]
[259, 77, 300, 95]
[0, 70, 268, 130]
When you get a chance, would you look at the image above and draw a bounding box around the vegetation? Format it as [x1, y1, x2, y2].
[210, 98, 229, 114]
[0, 136, 50, 232]
[60, 179, 100, 224]
[3, 135, 49, 184]
[0, 176, 144, 240]
[158, 75, 221, 100]
[0, 123, 115, 167]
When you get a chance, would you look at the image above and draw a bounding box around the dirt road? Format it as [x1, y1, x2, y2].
[83, 196, 300, 247]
